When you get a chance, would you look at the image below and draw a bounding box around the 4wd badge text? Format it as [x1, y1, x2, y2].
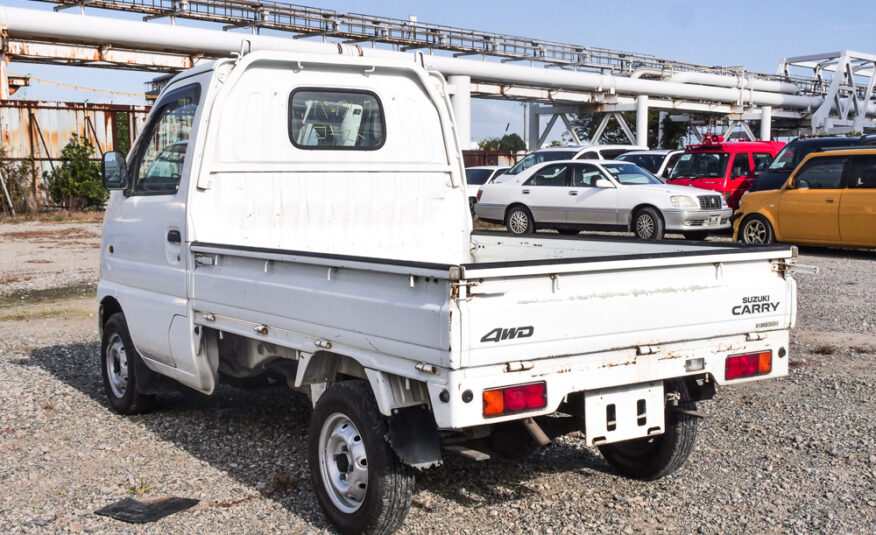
[480, 326, 534, 343]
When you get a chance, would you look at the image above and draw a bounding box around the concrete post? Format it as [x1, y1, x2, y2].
[636, 95, 649, 148]
[448, 75, 471, 150]
[527, 102, 540, 150]
[760, 106, 772, 140]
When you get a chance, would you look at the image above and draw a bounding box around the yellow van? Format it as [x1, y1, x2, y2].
[734, 148, 876, 247]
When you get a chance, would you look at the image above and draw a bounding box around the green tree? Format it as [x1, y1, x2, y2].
[44, 134, 108, 211]
[478, 133, 526, 152]
[568, 111, 691, 149]
[114, 112, 131, 155]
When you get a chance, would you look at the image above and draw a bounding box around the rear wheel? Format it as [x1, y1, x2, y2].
[598, 379, 698, 480]
[633, 207, 665, 240]
[100, 313, 155, 414]
[505, 205, 535, 235]
[309, 381, 414, 535]
[739, 214, 774, 244]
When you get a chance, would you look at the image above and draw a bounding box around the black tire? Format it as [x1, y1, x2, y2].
[682, 231, 710, 241]
[557, 229, 580, 236]
[505, 205, 535, 235]
[598, 379, 698, 481]
[738, 214, 775, 244]
[633, 207, 665, 240]
[308, 380, 414, 535]
[100, 313, 156, 414]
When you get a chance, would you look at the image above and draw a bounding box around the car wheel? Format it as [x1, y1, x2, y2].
[739, 214, 774, 244]
[309, 380, 415, 535]
[598, 378, 698, 481]
[101, 313, 156, 414]
[505, 205, 535, 235]
[633, 207, 665, 240]
[682, 231, 710, 241]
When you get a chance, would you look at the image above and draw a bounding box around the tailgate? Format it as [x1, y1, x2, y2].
[458, 244, 796, 368]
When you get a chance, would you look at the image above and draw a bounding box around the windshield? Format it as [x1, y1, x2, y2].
[768, 145, 797, 171]
[617, 154, 663, 173]
[506, 150, 578, 175]
[769, 139, 852, 171]
[465, 168, 493, 185]
[669, 152, 729, 179]
[601, 163, 662, 185]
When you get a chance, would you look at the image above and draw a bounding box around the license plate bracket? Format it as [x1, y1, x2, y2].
[584, 381, 665, 446]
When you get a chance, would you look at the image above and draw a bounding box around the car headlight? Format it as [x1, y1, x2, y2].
[670, 195, 698, 209]
[721, 195, 729, 207]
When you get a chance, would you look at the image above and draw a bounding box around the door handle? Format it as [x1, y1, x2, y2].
[522, 189, 530, 194]
[167, 229, 182, 244]
[825, 199, 835, 203]
[569, 190, 578, 196]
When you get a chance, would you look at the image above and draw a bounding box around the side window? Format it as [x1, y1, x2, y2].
[132, 85, 200, 195]
[663, 153, 681, 177]
[288, 89, 384, 149]
[730, 153, 752, 177]
[570, 164, 605, 187]
[525, 165, 569, 186]
[794, 156, 847, 189]
[846, 155, 876, 189]
[753, 152, 773, 172]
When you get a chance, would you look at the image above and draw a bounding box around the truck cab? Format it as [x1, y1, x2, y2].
[667, 135, 785, 209]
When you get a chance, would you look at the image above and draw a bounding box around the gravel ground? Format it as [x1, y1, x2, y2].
[0, 221, 874, 534]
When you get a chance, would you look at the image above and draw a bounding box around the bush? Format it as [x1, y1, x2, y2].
[43, 134, 108, 211]
[0, 149, 36, 215]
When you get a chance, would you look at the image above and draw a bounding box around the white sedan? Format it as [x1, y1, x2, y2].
[474, 160, 732, 240]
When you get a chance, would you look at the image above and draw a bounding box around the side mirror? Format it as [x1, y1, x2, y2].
[102, 151, 128, 190]
[595, 179, 613, 188]
[796, 179, 809, 190]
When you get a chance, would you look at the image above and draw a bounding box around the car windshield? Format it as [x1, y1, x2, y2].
[617, 154, 663, 173]
[769, 139, 854, 171]
[768, 145, 797, 171]
[465, 168, 493, 185]
[601, 163, 662, 185]
[506, 150, 578, 175]
[669, 152, 729, 179]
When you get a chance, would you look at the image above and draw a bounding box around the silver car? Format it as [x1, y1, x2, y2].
[474, 160, 732, 240]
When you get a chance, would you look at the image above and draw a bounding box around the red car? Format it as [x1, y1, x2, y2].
[667, 135, 785, 209]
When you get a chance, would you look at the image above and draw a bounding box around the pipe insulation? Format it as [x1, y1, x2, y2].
[1, 6, 872, 116]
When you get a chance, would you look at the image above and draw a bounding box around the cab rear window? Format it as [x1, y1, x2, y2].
[288, 89, 385, 150]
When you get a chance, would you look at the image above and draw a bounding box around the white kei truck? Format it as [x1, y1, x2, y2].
[97, 49, 810, 535]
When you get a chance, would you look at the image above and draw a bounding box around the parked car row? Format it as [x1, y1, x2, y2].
[468, 135, 876, 248]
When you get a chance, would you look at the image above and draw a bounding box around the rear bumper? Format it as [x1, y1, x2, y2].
[662, 208, 733, 232]
[473, 202, 505, 222]
[426, 329, 789, 430]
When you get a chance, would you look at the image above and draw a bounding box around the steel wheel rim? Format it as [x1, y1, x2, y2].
[105, 333, 129, 398]
[636, 214, 655, 239]
[509, 210, 529, 234]
[744, 220, 767, 244]
[318, 412, 369, 513]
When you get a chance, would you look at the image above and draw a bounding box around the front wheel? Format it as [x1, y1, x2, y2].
[739, 214, 775, 244]
[100, 313, 155, 414]
[633, 207, 665, 240]
[505, 205, 535, 235]
[308, 380, 414, 535]
[598, 379, 698, 480]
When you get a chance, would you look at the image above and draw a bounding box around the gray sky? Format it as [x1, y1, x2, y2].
[6, 0, 876, 144]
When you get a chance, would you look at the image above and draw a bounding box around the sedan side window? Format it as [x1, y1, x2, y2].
[570, 164, 605, 187]
[132, 85, 200, 195]
[525, 165, 569, 186]
[846, 155, 876, 189]
[793, 156, 847, 189]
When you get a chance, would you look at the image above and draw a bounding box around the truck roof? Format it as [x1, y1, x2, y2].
[686, 135, 784, 152]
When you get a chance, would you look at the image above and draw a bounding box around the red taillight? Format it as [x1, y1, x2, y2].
[483, 382, 546, 417]
[725, 351, 772, 380]
[476, 190, 483, 201]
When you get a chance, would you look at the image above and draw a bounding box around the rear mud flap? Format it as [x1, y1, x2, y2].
[387, 405, 442, 469]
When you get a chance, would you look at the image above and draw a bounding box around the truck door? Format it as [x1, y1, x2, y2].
[779, 155, 847, 242]
[103, 82, 203, 367]
[839, 154, 876, 246]
[727, 152, 753, 208]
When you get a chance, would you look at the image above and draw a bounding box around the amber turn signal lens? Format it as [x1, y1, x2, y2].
[482, 389, 504, 416]
[758, 351, 772, 374]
